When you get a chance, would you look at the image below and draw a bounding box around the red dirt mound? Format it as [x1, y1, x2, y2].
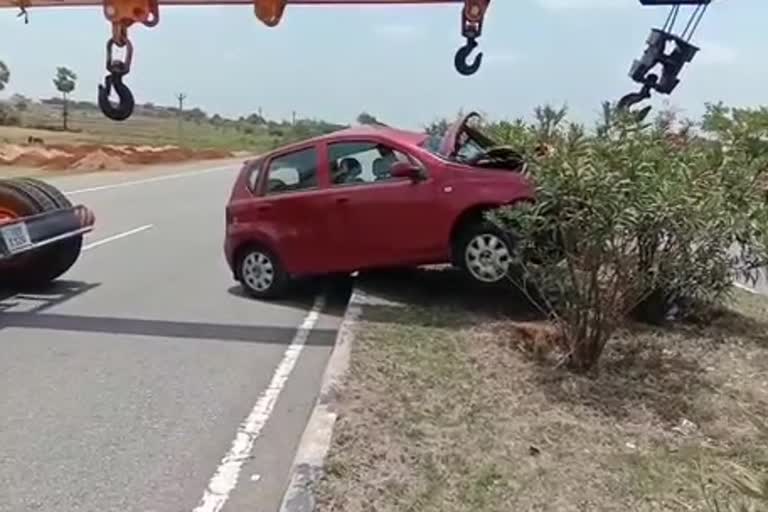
[0, 142, 234, 172]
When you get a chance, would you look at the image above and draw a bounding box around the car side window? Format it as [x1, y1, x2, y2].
[246, 159, 263, 192]
[264, 147, 318, 196]
[328, 141, 413, 186]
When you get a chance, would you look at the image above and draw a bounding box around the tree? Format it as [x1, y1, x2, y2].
[357, 112, 381, 126]
[0, 60, 9, 92]
[246, 112, 266, 125]
[53, 67, 77, 130]
[424, 118, 450, 137]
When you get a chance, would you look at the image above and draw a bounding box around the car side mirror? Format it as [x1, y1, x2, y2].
[390, 161, 425, 182]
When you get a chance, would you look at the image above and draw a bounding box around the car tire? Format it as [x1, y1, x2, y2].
[454, 221, 517, 287]
[236, 244, 289, 299]
[0, 178, 82, 288]
[14, 178, 84, 285]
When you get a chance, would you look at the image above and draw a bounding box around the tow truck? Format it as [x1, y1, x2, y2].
[0, 0, 714, 287]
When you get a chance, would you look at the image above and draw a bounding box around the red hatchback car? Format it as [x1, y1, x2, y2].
[224, 112, 535, 298]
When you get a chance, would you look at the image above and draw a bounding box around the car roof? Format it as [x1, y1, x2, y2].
[264, 124, 429, 157]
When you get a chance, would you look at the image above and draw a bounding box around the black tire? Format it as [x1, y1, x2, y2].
[453, 221, 517, 287]
[18, 177, 73, 208]
[235, 244, 290, 299]
[15, 178, 84, 286]
[0, 179, 83, 288]
[0, 179, 51, 287]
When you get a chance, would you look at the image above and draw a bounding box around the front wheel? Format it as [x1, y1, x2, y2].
[455, 222, 516, 286]
[236, 245, 289, 299]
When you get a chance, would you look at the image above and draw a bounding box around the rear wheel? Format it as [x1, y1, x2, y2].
[0, 178, 83, 288]
[0, 179, 51, 287]
[236, 244, 290, 299]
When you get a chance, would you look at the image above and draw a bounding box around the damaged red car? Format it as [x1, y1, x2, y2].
[224, 112, 534, 298]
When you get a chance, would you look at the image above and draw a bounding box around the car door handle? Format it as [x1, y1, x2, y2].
[256, 204, 272, 212]
[335, 196, 350, 204]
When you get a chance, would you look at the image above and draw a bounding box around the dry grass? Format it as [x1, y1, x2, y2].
[315, 269, 768, 512]
[1, 104, 279, 152]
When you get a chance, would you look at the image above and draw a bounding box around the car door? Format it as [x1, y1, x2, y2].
[324, 139, 443, 269]
[251, 144, 337, 275]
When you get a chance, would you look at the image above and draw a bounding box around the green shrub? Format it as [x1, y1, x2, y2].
[489, 104, 768, 372]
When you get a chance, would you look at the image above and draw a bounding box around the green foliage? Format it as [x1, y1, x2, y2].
[53, 67, 77, 96]
[357, 111, 383, 126]
[0, 60, 9, 92]
[424, 118, 450, 137]
[0, 104, 20, 126]
[53, 67, 77, 130]
[489, 103, 768, 372]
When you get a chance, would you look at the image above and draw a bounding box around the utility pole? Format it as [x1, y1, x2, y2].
[176, 92, 187, 142]
[292, 110, 296, 126]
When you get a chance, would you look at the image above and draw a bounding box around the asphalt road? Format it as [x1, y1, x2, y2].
[0, 160, 350, 512]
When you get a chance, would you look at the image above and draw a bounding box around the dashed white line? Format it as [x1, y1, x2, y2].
[64, 165, 237, 196]
[192, 294, 326, 512]
[83, 224, 153, 251]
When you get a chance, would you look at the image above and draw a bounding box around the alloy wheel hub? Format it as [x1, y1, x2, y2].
[465, 234, 511, 283]
[242, 252, 275, 291]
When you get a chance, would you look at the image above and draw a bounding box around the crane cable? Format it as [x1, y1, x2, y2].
[680, 2, 709, 42]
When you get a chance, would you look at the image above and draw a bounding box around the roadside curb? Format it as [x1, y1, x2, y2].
[277, 285, 364, 512]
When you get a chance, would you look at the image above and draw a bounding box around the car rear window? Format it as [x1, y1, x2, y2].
[265, 147, 319, 195]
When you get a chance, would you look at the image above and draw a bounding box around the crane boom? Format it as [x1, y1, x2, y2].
[0, 0, 716, 121]
[2, 0, 490, 120]
[0, 0, 464, 8]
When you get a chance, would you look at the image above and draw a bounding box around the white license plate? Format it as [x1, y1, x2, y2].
[1, 222, 32, 254]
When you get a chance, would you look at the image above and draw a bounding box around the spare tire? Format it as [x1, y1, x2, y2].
[0, 178, 83, 288]
[0, 179, 49, 286]
[18, 177, 73, 208]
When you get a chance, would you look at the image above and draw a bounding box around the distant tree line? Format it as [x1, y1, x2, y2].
[0, 58, 348, 141]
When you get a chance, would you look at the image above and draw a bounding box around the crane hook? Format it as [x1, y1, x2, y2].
[454, 38, 483, 76]
[616, 76, 655, 123]
[98, 71, 135, 122]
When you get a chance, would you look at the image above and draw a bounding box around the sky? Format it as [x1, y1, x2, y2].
[0, 0, 766, 130]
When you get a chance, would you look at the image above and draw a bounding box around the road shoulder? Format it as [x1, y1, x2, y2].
[278, 286, 366, 512]
[302, 268, 768, 511]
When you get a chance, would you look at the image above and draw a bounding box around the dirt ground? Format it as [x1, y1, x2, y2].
[0, 141, 234, 173]
[315, 268, 768, 512]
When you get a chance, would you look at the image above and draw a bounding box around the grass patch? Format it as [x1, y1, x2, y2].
[1, 104, 293, 152]
[315, 269, 768, 512]
[0, 114, 274, 152]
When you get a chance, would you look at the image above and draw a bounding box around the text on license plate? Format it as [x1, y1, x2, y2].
[1, 222, 32, 253]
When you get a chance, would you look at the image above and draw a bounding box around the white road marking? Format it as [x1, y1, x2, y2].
[83, 224, 153, 251]
[64, 165, 237, 196]
[193, 295, 326, 512]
